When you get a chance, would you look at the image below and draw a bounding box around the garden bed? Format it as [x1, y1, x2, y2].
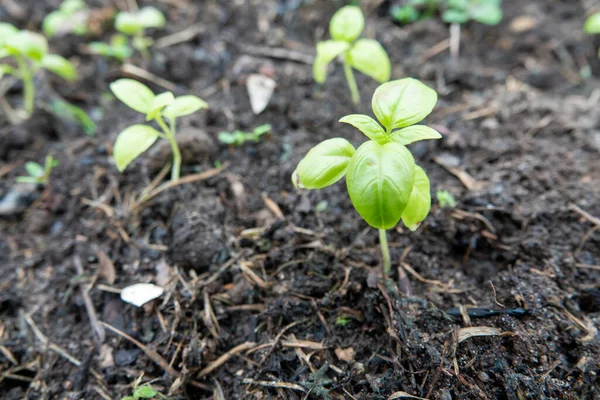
[1, 0, 599, 399]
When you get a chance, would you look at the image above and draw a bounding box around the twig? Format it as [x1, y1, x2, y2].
[73, 255, 106, 343]
[197, 342, 257, 378]
[237, 43, 314, 64]
[242, 378, 307, 392]
[155, 23, 205, 49]
[569, 203, 600, 227]
[121, 64, 177, 91]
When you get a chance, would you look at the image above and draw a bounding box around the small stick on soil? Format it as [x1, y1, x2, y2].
[575, 263, 600, 270]
[155, 23, 205, 49]
[569, 203, 600, 227]
[237, 44, 314, 64]
[121, 64, 178, 91]
[197, 342, 257, 378]
[489, 281, 506, 308]
[421, 39, 450, 62]
[99, 321, 180, 377]
[242, 378, 307, 393]
[449, 23, 461, 61]
[73, 256, 106, 344]
[433, 157, 481, 191]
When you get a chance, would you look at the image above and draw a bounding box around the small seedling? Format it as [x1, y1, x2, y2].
[313, 5, 391, 104]
[442, 0, 503, 25]
[89, 34, 133, 62]
[110, 79, 208, 181]
[391, 0, 439, 24]
[218, 124, 272, 146]
[293, 78, 440, 275]
[584, 13, 600, 58]
[16, 155, 58, 185]
[436, 190, 456, 208]
[43, 0, 89, 38]
[0, 23, 77, 119]
[122, 384, 159, 400]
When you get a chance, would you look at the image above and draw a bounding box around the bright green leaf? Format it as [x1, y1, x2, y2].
[15, 176, 39, 183]
[110, 79, 155, 114]
[346, 141, 415, 229]
[339, 114, 387, 143]
[25, 162, 45, 178]
[146, 91, 174, 121]
[390, 125, 441, 145]
[61, 0, 86, 13]
[371, 78, 438, 131]
[329, 5, 364, 43]
[115, 11, 143, 35]
[0, 23, 18, 44]
[442, 9, 469, 24]
[162, 95, 207, 119]
[313, 40, 350, 84]
[4, 31, 48, 61]
[134, 386, 157, 398]
[470, 2, 502, 25]
[218, 132, 236, 144]
[347, 39, 391, 83]
[41, 54, 77, 80]
[113, 125, 160, 171]
[401, 165, 431, 231]
[42, 11, 62, 37]
[293, 138, 355, 189]
[585, 12, 600, 34]
[138, 7, 166, 29]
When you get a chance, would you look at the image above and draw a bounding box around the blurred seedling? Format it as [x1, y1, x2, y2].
[391, 0, 439, 24]
[110, 79, 207, 181]
[0, 23, 77, 121]
[313, 5, 391, 104]
[218, 124, 272, 146]
[91, 7, 165, 62]
[584, 12, 600, 58]
[16, 155, 58, 185]
[43, 0, 89, 38]
[293, 78, 440, 276]
[436, 190, 456, 208]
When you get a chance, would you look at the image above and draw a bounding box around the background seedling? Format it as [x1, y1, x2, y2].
[293, 78, 440, 275]
[391, 0, 439, 24]
[16, 155, 58, 185]
[43, 0, 89, 38]
[110, 79, 207, 181]
[218, 124, 272, 146]
[584, 12, 600, 58]
[313, 5, 391, 104]
[0, 23, 77, 120]
[436, 190, 456, 208]
[89, 34, 133, 62]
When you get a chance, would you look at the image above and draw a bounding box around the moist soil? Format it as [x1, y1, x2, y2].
[1, 0, 600, 399]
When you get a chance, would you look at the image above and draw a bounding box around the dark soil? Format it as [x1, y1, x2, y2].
[1, 0, 600, 399]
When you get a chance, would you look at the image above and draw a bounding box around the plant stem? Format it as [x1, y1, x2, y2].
[156, 115, 181, 181]
[379, 228, 391, 276]
[16, 56, 35, 116]
[342, 55, 360, 105]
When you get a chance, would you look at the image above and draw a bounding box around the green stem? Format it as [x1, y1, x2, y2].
[16, 56, 35, 116]
[379, 228, 391, 276]
[156, 115, 181, 181]
[342, 56, 360, 105]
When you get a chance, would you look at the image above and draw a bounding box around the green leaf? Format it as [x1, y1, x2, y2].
[329, 5, 364, 43]
[134, 386, 157, 398]
[252, 124, 272, 137]
[293, 138, 355, 189]
[42, 11, 63, 37]
[4, 31, 48, 61]
[49, 99, 97, 136]
[15, 176, 39, 183]
[113, 125, 160, 171]
[390, 125, 441, 145]
[0, 23, 18, 44]
[121, 397, 136, 400]
[313, 40, 350, 84]
[110, 79, 155, 114]
[61, 0, 86, 13]
[470, 2, 502, 25]
[138, 7, 166, 29]
[339, 114, 387, 143]
[115, 11, 143, 35]
[25, 162, 45, 178]
[442, 9, 469, 24]
[585, 12, 600, 34]
[41, 54, 77, 80]
[218, 132, 236, 144]
[347, 39, 391, 83]
[346, 141, 415, 229]
[146, 91, 174, 121]
[371, 78, 438, 131]
[401, 165, 431, 231]
[162, 95, 207, 119]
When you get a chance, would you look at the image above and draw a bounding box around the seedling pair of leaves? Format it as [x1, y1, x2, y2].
[90, 7, 165, 62]
[43, 0, 89, 38]
[122, 385, 159, 400]
[0, 23, 77, 119]
[314, 5, 391, 104]
[16, 155, 58, 185]
[585, 13, 600, 58]
[110, 79, 207, 181]
[218, 124, 272, 146]
[293, 78, 440, 275]
[391, 0, 439, 25]
[442, 0, 503, 25]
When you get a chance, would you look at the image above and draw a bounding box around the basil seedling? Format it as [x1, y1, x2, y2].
[585, 13, 600, 58]
[442, 0, 503, 25]
[218, 124, 272, 146]
[436, 190, 456, 208]
[293, 78, 440, 275]
[89, 35, 133, 63]
[0, 23, 77, 119]
[43, 0, 89, 38]
[16, 155, 58, 185]
[110, 79, 208, 180]
[314, 5, 391, 104]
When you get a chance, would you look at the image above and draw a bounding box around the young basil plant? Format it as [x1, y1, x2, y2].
[43, 0, 89, 38]
[218, 124, 272, 146]
[584, 13, 600, 58]
[313, 5, 391, 105]
[16, 155, 59, 185]
[293, 78, 440, 275]
[0, 23, 77, 119]
[436, 190, 456, 208]
[89, 35, 134, 63]
[442, 0, 503, 26]
[391, 0, 439, 25]
[116, 7, 165, 61]
[110, 79, 208, 181]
